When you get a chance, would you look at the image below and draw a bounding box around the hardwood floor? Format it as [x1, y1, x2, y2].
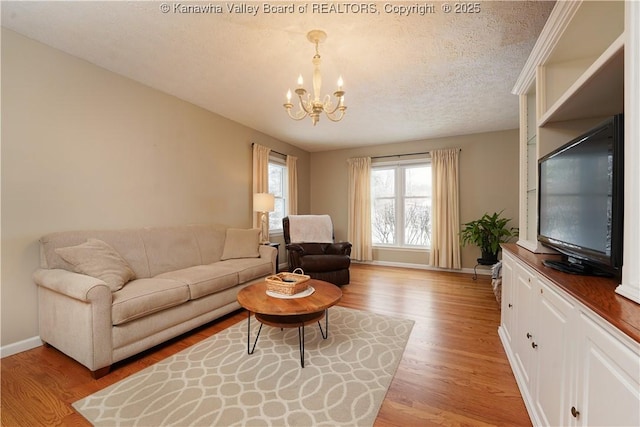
[1, 264, 531, 426]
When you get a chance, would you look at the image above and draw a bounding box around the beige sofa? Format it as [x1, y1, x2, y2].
[33, 224, 276, 378]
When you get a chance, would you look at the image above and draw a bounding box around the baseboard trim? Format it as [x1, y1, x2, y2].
[1, 336, 42, 358]
[353, 260, 493, 276]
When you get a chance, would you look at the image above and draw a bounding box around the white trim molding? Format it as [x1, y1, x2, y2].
[512, 0, 582, 95]
[617, 0, 640, 304]
[353, 260, 493, 277]
[1, 336, 43, 359]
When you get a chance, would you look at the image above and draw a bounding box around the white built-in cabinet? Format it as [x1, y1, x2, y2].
[512, 0, 640, 303]
[504, 2, 640, 424]
[500, 249, 640, 426]
[577, 312, 640, 426]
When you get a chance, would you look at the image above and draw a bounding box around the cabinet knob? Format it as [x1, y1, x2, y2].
[531, 342, 538, 349]
[571, 406, 580, 418]
[526, 332, 532, 339]
[508, 303, 513, 308]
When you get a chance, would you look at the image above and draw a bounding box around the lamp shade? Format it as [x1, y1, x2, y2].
[253, 193, 275, 212]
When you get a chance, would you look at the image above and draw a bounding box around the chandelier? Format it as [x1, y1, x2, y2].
[283, 30, 347, 125]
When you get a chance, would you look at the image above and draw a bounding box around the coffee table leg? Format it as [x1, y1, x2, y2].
[317, 309, 329, 339]
[247, 311, 263, 355]
[298, 324, 305, 368]
[298, 310, 330, 367]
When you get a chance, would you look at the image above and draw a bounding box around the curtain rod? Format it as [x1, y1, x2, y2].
[251, 143, 286, 158]
[370, 148, 461, 160]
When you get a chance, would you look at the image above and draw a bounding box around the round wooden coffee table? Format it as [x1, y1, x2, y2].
[237, 279, 342, 367]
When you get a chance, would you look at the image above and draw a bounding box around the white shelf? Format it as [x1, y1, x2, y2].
[513, 0, 640, 304]
[539, 34, 625, 126]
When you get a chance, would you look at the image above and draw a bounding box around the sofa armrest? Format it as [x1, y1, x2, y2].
[33, 268, 111, 302]
[258, 245, 278, 273]
[33, 268, 114, 373]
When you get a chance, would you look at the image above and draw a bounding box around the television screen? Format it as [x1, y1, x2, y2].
[539, 128, 612, 254]
[538, 115, 623, 276]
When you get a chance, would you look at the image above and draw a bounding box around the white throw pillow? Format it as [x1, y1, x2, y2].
[55, 238, 135, 291]
[221, 228, 261, 260]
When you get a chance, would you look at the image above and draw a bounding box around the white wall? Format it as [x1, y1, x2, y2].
[0, 29, 310, 348]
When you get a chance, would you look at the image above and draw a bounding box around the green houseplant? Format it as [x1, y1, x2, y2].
[460, 211, 518, 262]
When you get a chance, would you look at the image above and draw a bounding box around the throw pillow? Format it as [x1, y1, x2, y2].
[220, 228, 261, 260]
[55, 238, 136, 291]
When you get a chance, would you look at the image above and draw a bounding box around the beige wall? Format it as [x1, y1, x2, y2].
[309, 130, 520, 269]
[0, 29, 310, 347]
[1, 28, 519, 350]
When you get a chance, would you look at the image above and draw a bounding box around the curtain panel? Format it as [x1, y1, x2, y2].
[286, 155, 298, 215]
[347, 157, 373, 261]
[252, 144, 271, 228]
[429, 148, 461, 269]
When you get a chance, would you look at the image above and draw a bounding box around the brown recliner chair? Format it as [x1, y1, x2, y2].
[283, 215, 352, 286]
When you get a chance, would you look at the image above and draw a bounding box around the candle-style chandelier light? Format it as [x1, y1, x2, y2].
[283, 30, 347, 125]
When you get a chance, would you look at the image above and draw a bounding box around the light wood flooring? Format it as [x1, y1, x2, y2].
[1, 264, 531, 426]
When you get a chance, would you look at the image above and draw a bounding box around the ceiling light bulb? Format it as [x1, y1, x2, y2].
[286, 89, 292, 103]
[297, 74, 304, 87]
[337, 76, 343, 90]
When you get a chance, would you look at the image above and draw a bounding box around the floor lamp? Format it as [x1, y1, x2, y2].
[253, 193, 275, 244]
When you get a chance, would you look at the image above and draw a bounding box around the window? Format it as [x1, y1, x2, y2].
[371, 161, 431, 248]
[268, 158, 288, 233]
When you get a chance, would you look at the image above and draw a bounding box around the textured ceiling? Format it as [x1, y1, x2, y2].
[1, 1, 555, 152]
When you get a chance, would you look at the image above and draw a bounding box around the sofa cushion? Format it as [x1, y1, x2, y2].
[156, 264, 239, 300]
[40, 230, 151, 278]
[188, 224, 227, 264]
[220, 258, 273, 283]
[220, 228, 260, 260]
[112, 278, 190, 325]
[141, 227, 203, 277]
[54, 239, 136, 291]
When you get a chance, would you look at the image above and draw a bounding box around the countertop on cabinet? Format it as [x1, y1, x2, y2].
[502, 243, 640, 343]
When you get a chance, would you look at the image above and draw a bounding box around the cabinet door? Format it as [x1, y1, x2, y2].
[575, 313, 640, 427]
[533, 279, 575, 427]
[512, 262, 537, 393]
[500, 253, 515, 345]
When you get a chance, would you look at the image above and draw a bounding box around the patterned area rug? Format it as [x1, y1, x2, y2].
[73, 306, 414, 426]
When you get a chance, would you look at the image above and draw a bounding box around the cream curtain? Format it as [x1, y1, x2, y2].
[286, 155, 298, 215]
[252, 143, 271, 228]
[347, 157, 373, 261]
[429, 148, 461, 269]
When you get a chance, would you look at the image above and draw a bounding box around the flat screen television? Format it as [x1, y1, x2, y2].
[538, 114, 624, 277]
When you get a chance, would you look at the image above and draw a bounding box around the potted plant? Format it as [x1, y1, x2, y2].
[460, 211, 518, 263]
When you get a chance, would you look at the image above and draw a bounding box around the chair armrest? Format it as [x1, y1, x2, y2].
[285, 244, 306, 271]
[285, 243, 306, 254]
[326, 242, 352, 256]
[33, 268, 111, 302]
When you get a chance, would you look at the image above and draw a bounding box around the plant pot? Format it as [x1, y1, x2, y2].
[480, 249, 499, 264]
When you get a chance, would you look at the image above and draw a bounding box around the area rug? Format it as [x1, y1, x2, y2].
[73, 306, 414, 426]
